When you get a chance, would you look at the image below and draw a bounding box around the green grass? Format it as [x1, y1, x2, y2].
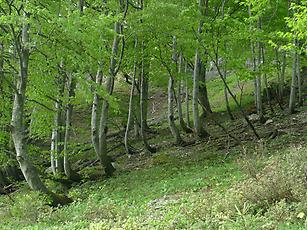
[1, 140, 306, 229]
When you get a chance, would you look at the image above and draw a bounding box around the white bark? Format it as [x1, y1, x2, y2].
[193, 50, 201, 135]
[184, 62, 192, 128]
[12, 8, 48, 193]
[124, 37, 138, 154]
[178, 52, 192, 133]
[63, 74, 76, 178]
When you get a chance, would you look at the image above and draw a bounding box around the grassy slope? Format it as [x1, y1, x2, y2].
[0, 74, 306, 230]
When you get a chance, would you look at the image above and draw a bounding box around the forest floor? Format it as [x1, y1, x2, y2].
[0, 76, 306, 229]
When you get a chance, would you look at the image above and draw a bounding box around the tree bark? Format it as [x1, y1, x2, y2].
[63, 73, 80, 180]
[11, 8, 49, 194]
[91, 68, 103, 155]
[249, 6, 264, 121]
[124, 37, 138, 154]
[280, 51, 286, 102]
[50, 129, 56, 175]
[178, 52, 192, 133]
[184, 62, 192, 129]
[289, 40, 297, 114]
[261, 46, 274, 113]
[168, 76, 183, 145]
[221, 0, 234, 120]
[193, 50, 201, 136]
[297, 48, 302, 106]
[55, 68, 65, 174]
[140, 42, 156, 153]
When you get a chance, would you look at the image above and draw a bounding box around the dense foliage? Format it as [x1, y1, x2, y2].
[0, 0, 306, 229]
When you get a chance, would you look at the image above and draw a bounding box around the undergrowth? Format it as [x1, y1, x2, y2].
[0, 143, 306, 230]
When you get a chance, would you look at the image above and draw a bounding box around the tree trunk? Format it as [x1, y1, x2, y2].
[289, 40, 297, 114]
[55, 70, 65, 174]
[297, 49, 302, 106]
[221, 0, 234, 120]
[50, 129, 56, 175]
[274, 49, 284, 109]
[63, 73, 79, 180]
[140, 42, 156, 153]
[91, 68, 103, 155]
[178, 52, 192, 133]
[168, 76, 183, 145]
[94, 0, 128, 175]
[184, 62, 192, 129]
[261, 46, 274, 113]
[193, 50, 201, 136]
[11, 13, 49, 194]
[249, 7, 264, 121]
[280, 51, 286, 102]
[124, 38, 138, 154]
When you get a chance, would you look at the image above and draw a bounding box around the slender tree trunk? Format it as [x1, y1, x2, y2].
[50, 129, 56, 175]
[261, 46, 274, 113]
[55, 71, 65, 174]
[140, 42, 156, 153]
[297, 49, 302, 106]
[213, 59, 260, 139]
[168, 76, 183, 145]
[280, 51, 286, 101]
[193, 50, 201, 136]
[196, 0, 211, 137]
[184, 62, 192, 128]
[92, 0, 128, 175]
[177, 52, 192, 133]
[275, 49, 284, 109]
[63, 74, 79, 180]
[249, 6, 264, 121]
[11, 11, 48, 194]
[98, 96, 115, 176]
[168, 37, 183, 144]
[221, 0, 234, 120]
[198, 0, 212, 117]
[143, 71, 150, 130]
[91, 68, 103, 155]
[124, 38, 138, 154]
[289, 40, 297, 114]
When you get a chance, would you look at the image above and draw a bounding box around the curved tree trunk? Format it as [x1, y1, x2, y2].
[168, 76, 183, 145]
[12, 17, 49, 194]
[124, 38, 138, 154]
